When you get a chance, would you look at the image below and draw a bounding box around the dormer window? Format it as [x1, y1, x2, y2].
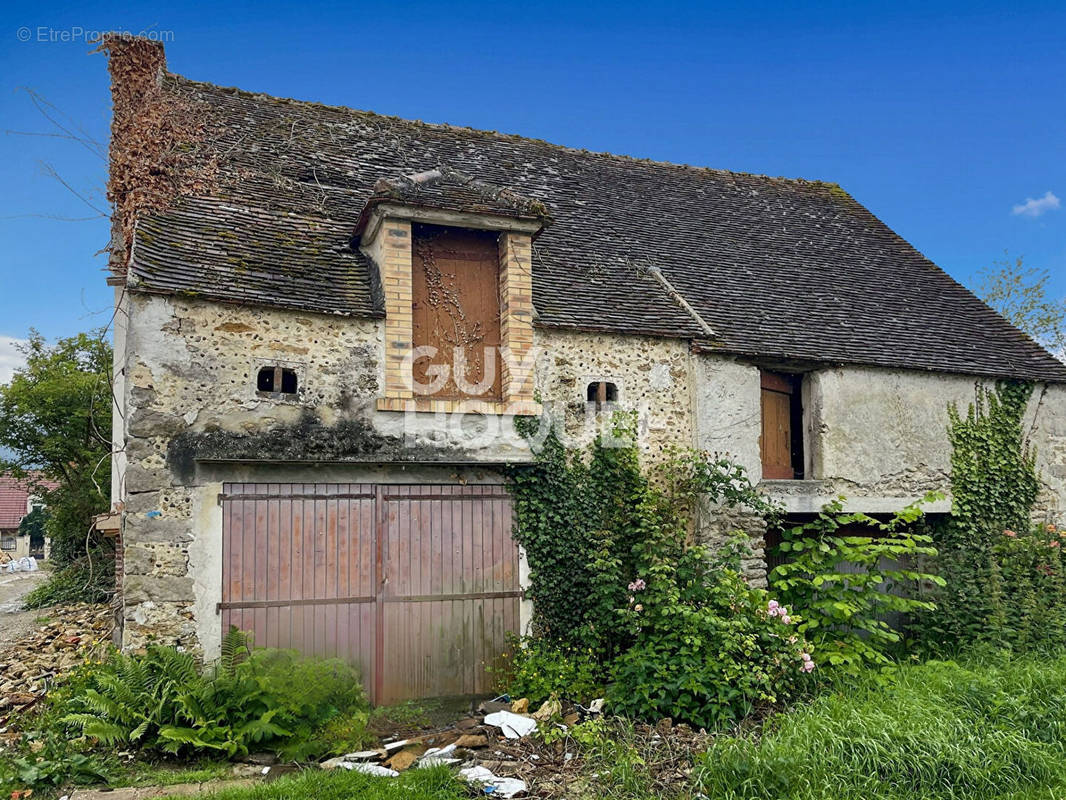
[257, 366, 298, 397]
[355, 166, 549, 415]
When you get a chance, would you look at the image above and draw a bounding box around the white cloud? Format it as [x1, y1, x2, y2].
[1012, 190, 1061, 218]
[0, 336, 27, 385]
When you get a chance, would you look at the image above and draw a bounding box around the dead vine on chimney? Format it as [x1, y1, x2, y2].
[95, 35, 219, 274]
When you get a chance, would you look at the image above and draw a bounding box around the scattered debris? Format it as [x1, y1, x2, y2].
[321, 756, 399, 777]
[418, 742, 460, 768]
[2, 557, 38, 574]
[313, 696, 708, 797]
[346, 763, 400, 778]
[484, 710, 538, 739]
[386, 748, 420, 771]
[531, 698, 561, 722]
[0, 603, 112, 719]
[460, 765, 529, 798]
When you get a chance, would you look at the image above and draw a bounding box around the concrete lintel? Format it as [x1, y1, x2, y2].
[360, 203, 542, 248]
[760, 480, 952, 515]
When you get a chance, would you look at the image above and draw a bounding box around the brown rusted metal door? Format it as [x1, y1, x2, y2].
[219, 482, 519, 703]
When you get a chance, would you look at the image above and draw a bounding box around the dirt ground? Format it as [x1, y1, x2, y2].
[0, 569, 49, 652]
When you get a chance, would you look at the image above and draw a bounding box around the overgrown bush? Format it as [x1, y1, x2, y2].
[994, 521, 1066, 651]
[499, 636, 605, 706]
[23, 554, 115, 609]
[59, 632, 369, 760]
[693, 652, 1066, 800]
[246, 649, 371, 759]
[508, 414, 807, 728]
[609, 556, 813, 730]
[507, 417, 651, 656]
[770, 497, 944, 676]
[508, 415, 776, 657]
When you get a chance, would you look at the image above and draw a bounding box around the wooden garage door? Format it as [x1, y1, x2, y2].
[219, 483, 520, 703]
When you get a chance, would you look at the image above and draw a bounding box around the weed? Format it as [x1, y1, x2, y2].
[158, 764, 466, 800]
[692, 652, 1066, 800]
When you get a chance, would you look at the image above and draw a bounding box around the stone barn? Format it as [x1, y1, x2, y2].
[101, 38, 1066, 702]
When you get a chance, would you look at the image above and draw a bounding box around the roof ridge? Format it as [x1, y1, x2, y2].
[167, 74, 848, 191]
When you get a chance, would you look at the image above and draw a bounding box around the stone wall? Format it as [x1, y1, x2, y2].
[116, 291, 1066, 653]
[532, 329, 696, 460]
[116, 294, 700, 654]
[1025, 382, 1066, 520]
[117, 293, 384, 650]
[808, 367, 1066, 518]
[689, 358, 1066, 582]
[690, 354, 767, 582]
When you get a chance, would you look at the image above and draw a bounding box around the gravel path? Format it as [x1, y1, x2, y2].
[0, 570, 49, 652]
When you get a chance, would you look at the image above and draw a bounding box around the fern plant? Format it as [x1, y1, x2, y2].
[60, 635, 368, 760]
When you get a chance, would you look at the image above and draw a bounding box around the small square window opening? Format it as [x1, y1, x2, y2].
[257, 366, 299, 396]
[586, 381, 618, 409]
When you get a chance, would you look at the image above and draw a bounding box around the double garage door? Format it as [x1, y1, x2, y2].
[219, 483, 520, 703]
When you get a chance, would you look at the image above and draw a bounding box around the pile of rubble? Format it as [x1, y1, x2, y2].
[320, 697, 707, 798]
[0, 604, 113, 720]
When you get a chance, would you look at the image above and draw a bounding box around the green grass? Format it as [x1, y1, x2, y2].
[159, 765, 467, 800]
[693, 652, 1066, 800]
[111, 760, 234, 788]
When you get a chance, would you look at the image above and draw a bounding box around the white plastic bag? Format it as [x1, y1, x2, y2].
[483, 710, 537, 739]
[460, 765, 528, 797]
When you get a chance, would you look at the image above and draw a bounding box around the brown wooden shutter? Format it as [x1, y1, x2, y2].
[760, 370, 795, 479]
[411, 225, 502, 400]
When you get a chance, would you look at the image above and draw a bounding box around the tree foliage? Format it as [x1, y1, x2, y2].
[978, 254, 1066, 359]
[0, 330, 113, 567]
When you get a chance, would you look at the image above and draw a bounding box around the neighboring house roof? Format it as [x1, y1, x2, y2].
[127, 75, 1066, 383]
[0, 475, 56, 530]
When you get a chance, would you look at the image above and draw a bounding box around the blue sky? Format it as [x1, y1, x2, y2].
[0, 0, 1063, 378]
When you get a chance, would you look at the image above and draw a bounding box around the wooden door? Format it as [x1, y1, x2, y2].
[761, 371, 796, 479]
[219, 482, 520, 703]
[411, 225, 502, 400]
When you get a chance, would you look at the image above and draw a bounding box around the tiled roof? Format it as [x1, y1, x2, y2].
[0, 475, 55, 530]
[355, 167, 552, 235]
[128, 75, 1066, 382]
